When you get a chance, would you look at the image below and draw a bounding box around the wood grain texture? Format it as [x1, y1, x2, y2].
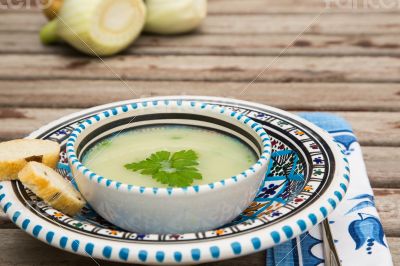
[0, 108, 76, 141]
[0, 108, 399, 146]
[388, 237, 400, 265]
[2, 32, 400, 56]
[202, 14, 400, 35]
[0, 80, 399, 111]
[374, 189, 400, 237]
[4, 0, 400, 14]
[0, 209, 10, 228]
[364, 147, 400, 188]
[4, 0, 400, 13]
[334, 112, 400, 146]
[2, 54, 400, 83]
[208, 0, 400, 14]
[2, 12, 400, 35]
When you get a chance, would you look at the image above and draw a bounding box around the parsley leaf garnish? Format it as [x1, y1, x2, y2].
[124, 150, 203, 187]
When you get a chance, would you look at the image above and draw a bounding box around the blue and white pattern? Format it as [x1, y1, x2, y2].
[266, 113, 393, 266]
[66, 101, 272, 196]
[229, 138, 306, 225]
[10, 104, 328, 242]
[0, 97, 350, 264]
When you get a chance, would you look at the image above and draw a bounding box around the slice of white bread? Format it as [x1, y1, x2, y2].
[0, 139, 60, 181]
[18, 162, 85, 216]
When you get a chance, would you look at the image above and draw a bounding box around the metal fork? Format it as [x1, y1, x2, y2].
[321, 219, 342, 266]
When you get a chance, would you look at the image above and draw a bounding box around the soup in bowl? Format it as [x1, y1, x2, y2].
[67, 100, 271, 234]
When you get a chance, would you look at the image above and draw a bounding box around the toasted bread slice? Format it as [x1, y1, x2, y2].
[0, 139, 60, 181]
[18, 162, 85, 216]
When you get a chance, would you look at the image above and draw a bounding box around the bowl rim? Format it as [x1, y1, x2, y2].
[0, 96, 350, 265]
[66, 100, 272, 196]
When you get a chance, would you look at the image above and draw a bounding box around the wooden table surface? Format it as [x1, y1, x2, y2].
[0, 0, 399, 265]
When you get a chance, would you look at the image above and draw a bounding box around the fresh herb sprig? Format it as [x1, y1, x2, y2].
[124, 150, 203, 187]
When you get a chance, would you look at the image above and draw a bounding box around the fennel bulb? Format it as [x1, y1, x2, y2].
[144, 0, 207, 34]
[40, 0, 146, 56]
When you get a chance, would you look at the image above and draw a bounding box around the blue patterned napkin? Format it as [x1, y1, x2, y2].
[266, 113, 393, 266]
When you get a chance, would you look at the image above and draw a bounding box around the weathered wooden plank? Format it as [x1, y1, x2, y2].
[202, 13, 400, 35]
[0, 108, 76, 140]
[1, 54, 400, 83]
[334, 112, 400, 146]
[0, 208, 10, 228]
[389, 237, 400, 265]
[0, 11, 46, 32]
[2, 0, 400, 15]
[364, 147, 400, 188]
[0, 109, 399, 146]
[1, 12, 400, 35]
[374, 189, 400, 237]
[208, 0, 400, 14]
[2, 32, 400, 56]
[0, 80, 399, 111]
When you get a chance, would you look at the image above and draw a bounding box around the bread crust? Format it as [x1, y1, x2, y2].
[0, 139, 60, 181]
[18, 162, 85, 216]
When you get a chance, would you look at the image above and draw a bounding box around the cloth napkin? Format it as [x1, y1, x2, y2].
[266, 113, 393, 266]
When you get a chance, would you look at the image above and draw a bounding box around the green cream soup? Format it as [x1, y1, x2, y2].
[83, 126, 257, 187]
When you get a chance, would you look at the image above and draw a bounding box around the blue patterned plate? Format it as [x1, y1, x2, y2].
[0, 96, 349, 264]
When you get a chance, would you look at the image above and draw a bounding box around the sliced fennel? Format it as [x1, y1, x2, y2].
[145, 0, 207, 35]
[40, 0, 146, 56]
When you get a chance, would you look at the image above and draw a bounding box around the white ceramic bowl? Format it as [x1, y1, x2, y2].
[66, 100, 271, 234]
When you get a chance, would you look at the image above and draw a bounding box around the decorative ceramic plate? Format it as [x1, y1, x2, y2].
[0, 96, 349, 265]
